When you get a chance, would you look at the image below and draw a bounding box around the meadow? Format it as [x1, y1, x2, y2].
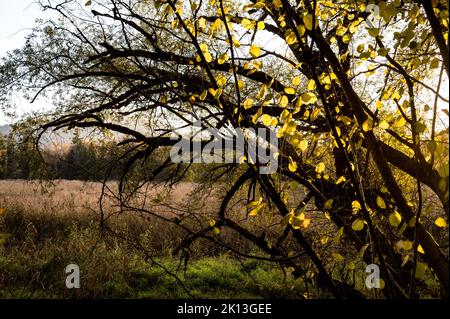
[0, 180, 314, 299]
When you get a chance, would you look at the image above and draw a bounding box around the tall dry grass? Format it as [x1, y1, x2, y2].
[0, 180, 311, 298]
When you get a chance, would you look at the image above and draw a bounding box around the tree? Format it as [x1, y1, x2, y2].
[0, 0, 448, 298]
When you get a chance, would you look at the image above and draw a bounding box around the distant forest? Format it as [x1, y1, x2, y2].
[0, 129, 167, 181]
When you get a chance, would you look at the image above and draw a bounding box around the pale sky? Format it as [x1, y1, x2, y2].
[0, 0, 46, 124]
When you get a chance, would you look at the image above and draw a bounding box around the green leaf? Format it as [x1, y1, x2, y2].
[332, 253, 345, 262]
[438, 164, 449, 178]
[199, 90, 207, 101]
[414, 262, 428, 279]
[367, 28, 379, 37]
[324, 199, 334, 209]
[427, 141, 437, 153]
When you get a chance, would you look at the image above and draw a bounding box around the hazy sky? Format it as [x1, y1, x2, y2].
[0, 0, 46, 124]
[0, 0, 44, 57]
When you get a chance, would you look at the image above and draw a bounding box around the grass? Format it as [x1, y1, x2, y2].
[3, 180, 441, 299]
[0, 220, 306, 298]
[0, 180, 309, 299]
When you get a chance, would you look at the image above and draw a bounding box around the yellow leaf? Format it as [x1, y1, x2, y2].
[394, 117, 406, 128]
[396, 240, 413, 251]
[352, 219, 365, 231]
[288, 157, 298, 172]
[310, 108, 321, 120]
[376, 100, 383, 109]
[320, 236, 329, 245]
[216, 75, 227, 86]
[241, 18, 255, 30]
[376, 196, 386, 209]
[209, 88, 222, 99]
[315, 162, 325, 173]
[279, 95, 289, 108]
[285, 31, 297, 45]
[302, 218, 311, 228]
[243, 98, 254, 109]
[307, 79, 316, 90]
[284, 87, 296, 95]
[200, 43, 208, 52]
[332, 253, 344, 262]
[280, 109, 292, 123]
[238, 80, 245, 90]
[252, 107, 262, 124]
[298, 139, 308, 151]
[362, 117, 374, 132]
[248, 197, 265, 216]
[388, 211, 402, 227]
[249, 44, 261, 58]
[292, 76, 301, 86]
[346, 261, 356, 270]
[303, 14, 314, 30]
[336, 176, 346, 184]
[199, 90, 208, 101]
[217, 53, 229, 64]
[203, 52, 213, 63]
[417, 245, 425, 254]
[289, 212, 310, 229]
[296, 25, 305, 37]
[257, 21, 265, 30]
[301, 92, 317, 104]
[261, 114, 274, 127]
[435, 217, 447, 228]
[379, 120, 389, 129]
[352, 200, 361, 213]
[368, 28, 379, 37]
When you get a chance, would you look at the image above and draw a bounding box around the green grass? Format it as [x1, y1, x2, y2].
[0, 207, 308, 299]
